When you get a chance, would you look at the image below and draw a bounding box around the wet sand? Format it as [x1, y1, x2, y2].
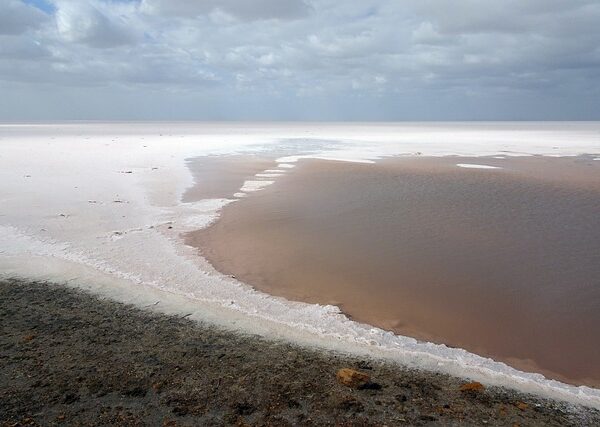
[2, 279, 599, 426]
[187, 155, 600, 388]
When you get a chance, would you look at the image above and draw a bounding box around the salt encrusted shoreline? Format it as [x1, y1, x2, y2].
[2, 279, 599, 426]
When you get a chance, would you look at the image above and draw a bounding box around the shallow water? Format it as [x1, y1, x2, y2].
[188, 156, 600, 387]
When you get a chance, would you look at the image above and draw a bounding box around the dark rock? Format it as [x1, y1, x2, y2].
[62, 392, 79, 404]
[359, 381, 382, 390]
[233, 402, 255, 416]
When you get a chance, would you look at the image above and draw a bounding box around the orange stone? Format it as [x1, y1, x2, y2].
[459, 381, 485, 392]
[336, 368, 370, 388]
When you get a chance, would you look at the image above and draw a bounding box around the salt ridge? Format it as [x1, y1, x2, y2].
[1, 122, 600, 409]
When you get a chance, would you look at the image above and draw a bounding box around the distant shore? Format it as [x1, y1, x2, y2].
[1, 279, 599, 426]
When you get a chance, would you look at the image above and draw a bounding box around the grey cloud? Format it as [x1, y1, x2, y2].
[0, 0, 599, 120]
[141, 0, 311, 21]
[0, 0, 48, 35]
[0, 35, 50, 60]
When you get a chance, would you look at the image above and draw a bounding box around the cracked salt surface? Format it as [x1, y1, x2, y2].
[1, 122, 600, 409]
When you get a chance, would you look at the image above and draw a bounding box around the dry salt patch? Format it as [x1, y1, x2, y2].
[255, 173, 284, 178]
[240, 180, 275, 193]
[456, 163, 502, 170]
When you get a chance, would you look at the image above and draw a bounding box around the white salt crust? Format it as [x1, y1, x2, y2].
[255, 173, 285, 178]
[240, 180, 275, 192]
[1, 122, 600, 409]
[456, 163, 502, 169]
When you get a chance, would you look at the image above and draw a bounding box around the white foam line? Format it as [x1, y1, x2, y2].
[278, 163, 296, 169]
[456, 163, 502, 170]
[263, 169, 285, 173]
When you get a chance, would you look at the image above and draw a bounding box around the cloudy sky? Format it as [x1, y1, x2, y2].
[1, 0, 599, 120]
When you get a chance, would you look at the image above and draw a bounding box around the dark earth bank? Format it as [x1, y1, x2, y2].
[1, 279, 599, 426]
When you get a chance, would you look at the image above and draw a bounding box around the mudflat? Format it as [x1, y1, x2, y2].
[2, 279, 599, 426]
[188, 155, 600, 388]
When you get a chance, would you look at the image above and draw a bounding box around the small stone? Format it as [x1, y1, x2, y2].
[336, 368, 370, 388]
[357, 360, 373, 370]
[459, 381, 485, 392]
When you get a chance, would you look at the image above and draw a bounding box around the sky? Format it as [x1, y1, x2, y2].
[1, 0, 599, 121]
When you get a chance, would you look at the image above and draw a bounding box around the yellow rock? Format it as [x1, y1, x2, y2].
[336, 368, 370, 388]
[459, 381, 485, 392]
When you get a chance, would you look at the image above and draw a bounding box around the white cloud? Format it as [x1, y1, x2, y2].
[54, 0, 140, 48]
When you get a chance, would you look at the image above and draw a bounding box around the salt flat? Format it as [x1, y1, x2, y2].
[1, 122, 600, 408]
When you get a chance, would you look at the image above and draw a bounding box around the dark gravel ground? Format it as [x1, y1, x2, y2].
[1, 279, 598, 426]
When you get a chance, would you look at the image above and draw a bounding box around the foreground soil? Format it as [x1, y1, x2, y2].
[1, 280, 598, 426]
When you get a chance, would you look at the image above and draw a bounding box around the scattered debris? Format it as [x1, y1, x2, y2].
[144, 301, 160, 308]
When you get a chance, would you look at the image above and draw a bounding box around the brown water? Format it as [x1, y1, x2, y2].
[182, 155, 275, 201]
[187, 156, 600, 387]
